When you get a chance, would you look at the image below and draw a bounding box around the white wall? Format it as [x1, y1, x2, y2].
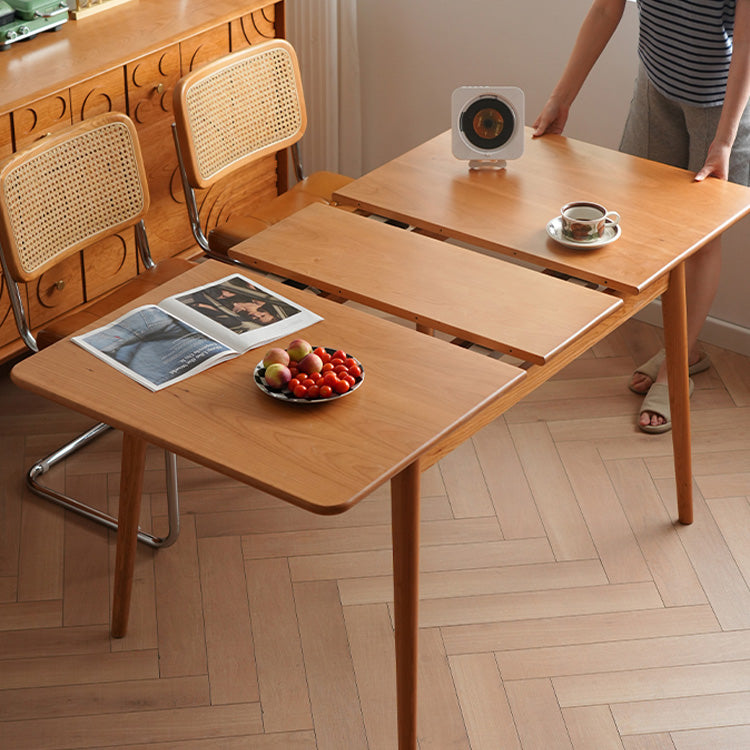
[355, 0, 637, 170]
[352, 0, 750, 352]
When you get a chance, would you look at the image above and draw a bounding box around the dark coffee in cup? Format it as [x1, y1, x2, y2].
[561, 201, 620, 242]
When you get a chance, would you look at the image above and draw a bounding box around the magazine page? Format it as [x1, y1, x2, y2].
[73, 305, 237, 391]
[159, 273, 323, 353]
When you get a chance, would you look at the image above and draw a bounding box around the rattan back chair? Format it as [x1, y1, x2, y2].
[172, 38, 354, 259]
[0, 112, 191, 548]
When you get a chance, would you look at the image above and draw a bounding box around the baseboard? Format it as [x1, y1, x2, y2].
[634, 302, 750, 357]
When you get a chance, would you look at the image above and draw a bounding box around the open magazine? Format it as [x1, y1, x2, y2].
[73, 273, 323, 391]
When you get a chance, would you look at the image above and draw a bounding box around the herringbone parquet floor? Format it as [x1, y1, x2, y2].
[1, 316, 750, 750]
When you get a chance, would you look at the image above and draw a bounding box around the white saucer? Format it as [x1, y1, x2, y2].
[546, 216, 621, 249]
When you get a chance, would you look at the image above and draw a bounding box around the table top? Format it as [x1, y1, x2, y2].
[11, 261, 525, 515]
[333, 129, 750, 295]
[229, 203, 623, 365]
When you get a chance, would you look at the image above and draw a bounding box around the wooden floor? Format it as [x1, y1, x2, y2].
[2, 316, 750, 750]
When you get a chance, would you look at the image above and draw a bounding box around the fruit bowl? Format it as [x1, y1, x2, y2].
[254, 346, 364, 404]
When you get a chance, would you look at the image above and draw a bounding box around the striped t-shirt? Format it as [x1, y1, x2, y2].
[637, 0, 736, 106]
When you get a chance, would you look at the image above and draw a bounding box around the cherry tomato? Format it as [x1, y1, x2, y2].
[306, 384, 320, 399]
[322, 372, 339, 387]
[333, 349, 347, 361]
[313, 346, 327, 358]
[308, 371, 322, 382]
[334, 379, 350, 394]
[321, 362, 335, 373]
[293, 384, 307, 398]
[319, 384, 333, 398]
[334, 364, 348, 375]
[330, 358, 344, 367]
[342, 374, 356, 386]
[301, 378, 315, 388]
[347, 364, 362, 378]
[344, 357, 357, 369]
[288, 378, 301, 391]
[320, 350, 332, 363]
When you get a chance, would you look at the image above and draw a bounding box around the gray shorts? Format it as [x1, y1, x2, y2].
[620, 63, 750, 186]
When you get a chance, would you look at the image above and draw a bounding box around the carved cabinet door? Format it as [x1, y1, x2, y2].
[12, 91, 72, 151]
[126, 45, 194, 263]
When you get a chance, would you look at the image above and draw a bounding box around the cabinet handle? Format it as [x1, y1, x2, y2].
[54, 280, 65, 291]
[154, 83, 165, 95]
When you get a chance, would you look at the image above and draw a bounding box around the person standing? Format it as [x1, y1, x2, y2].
[533, 0, 750, 432]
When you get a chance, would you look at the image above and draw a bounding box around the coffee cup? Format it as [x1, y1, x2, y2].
[560, 201, 620, 242]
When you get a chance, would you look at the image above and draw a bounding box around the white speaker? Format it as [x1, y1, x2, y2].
[451, 86, 525, 169]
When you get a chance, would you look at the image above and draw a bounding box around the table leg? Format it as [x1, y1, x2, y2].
[391, 461, 421, 750]
[111, 432, 147, 637]
[661, 262, 693, 525]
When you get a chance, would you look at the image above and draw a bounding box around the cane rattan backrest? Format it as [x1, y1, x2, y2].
[173, 39, 307, 189]
[0, 113, 149, 283]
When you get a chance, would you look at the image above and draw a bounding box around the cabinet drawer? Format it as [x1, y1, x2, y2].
[181, 24, 231, 74]
[231, 3, 278, 49]
[127, 46, 181, 128]
[71, 67, 127, 122]
[12, 92, 72, 150]
[83, 231, 138, 301]
[26, 255, 85, 330]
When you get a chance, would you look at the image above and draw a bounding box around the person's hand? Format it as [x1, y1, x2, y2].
[532, 96, 570, 137]
[694, 140, 731, 181]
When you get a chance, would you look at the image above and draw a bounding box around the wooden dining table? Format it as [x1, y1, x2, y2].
[11, 259, 531, 750]
[10, 127, 750, 750]
[331, 127, 750, 526]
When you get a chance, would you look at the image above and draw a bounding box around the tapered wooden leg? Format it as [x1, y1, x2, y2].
[391, 461, 421, 750]
[111, 432, 147, 637]
[662, 262, 693, 525]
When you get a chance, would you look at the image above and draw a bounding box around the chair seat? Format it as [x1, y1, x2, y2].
[292, 170, 355, 202]
[247, 181, 329, 225]
[36, 257, 196, 349]
[208, 215, 273, 256]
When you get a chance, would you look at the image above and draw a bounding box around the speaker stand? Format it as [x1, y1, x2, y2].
[468, 159, 507, 171]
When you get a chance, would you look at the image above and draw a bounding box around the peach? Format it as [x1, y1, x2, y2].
[298, 352, 323, 375]
[263, 362, 292, 390]
[286, 338, 312, 361]
[262, 347, 290, 368]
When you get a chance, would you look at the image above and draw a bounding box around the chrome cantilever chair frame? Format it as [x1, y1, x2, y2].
[170, 122, 307, 265]
[171, 122, 242, 265]
[0, 113, 183, 549]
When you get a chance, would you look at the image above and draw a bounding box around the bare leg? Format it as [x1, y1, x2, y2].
[638, 237, 722, 428]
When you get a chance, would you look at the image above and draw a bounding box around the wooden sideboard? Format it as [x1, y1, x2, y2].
[0, 0, 285, 363]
